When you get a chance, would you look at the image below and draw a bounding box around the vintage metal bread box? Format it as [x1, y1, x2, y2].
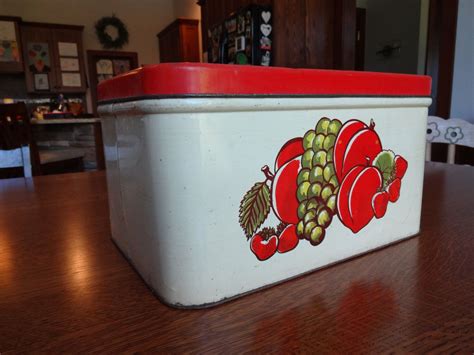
[97, 63, 431, 308]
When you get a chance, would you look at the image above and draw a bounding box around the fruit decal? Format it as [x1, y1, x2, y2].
[239, 117, 408, 261]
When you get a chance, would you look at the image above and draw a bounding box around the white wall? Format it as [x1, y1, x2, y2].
[450, 0, 474, 122]
[174, 0, 201, 19]
[363, 0, 422, 74]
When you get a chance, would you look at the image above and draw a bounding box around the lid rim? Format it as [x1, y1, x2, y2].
[98, 93, 433, 106]
[97, 63, 432, 102]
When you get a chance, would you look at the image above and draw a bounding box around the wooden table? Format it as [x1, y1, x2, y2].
[0, 162, 473, 352]
[30, 118, 105, 171]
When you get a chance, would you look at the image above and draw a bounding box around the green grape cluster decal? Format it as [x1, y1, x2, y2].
[239, 117, 409, 261]
[296, 117, 341, 245]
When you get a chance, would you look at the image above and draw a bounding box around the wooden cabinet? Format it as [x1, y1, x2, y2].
[20, 22, 87, 93]
[157, 19, 200, 62]
[198, 0, 356, 70]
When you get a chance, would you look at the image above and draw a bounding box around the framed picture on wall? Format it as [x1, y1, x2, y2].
[112, 59, 131, 75]
[27, 42, 51, 72]
[87, 50, 138, 114]
[0, 16, 23, 73]
[34, 73, 49, 90]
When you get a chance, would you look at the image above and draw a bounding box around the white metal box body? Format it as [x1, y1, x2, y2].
[98, 64, 431, 307]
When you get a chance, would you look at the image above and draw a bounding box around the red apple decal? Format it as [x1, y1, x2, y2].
[271, 156, 301, 225]
[277, 224, 299, 253]
[372, 191, 389, 219]
[337, 165, 383, 233]
[274, 137, 304, 171]
[387, 178, 401, 202]
[334, 119, 382, 183]
[394, 155, 408, 179]
[251, 233, 278, 261]
[334, 120, 366, 182]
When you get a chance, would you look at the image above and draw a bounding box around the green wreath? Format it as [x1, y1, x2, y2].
[95, 16, 129, 49]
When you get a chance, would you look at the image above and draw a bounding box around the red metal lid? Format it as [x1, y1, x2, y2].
[97, 63, 431, 103]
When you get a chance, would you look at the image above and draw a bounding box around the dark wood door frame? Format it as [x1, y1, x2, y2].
[355, 8, 366, 71]
[333, 0, 356, 70]
[425, 0, 459, 162]
[425, 0, 459, 118]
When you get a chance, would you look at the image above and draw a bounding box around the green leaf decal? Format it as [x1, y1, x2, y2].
[239, 182, 271, 239]
[373, 149, 395, 187]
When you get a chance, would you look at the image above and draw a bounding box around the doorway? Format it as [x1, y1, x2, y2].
[355, 0, 430, 75]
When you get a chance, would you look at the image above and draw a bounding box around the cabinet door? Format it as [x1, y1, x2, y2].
[51, 28, 87, 92]
[20, 25, 57, 93]
[158, 25, 181, 62]
[179, 22, 200, 62]
[158, 19, 200, 63]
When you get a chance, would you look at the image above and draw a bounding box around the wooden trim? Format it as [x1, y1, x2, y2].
[198, 0, 209, 51]
[87, 50, 139, 59]
[93, 122, 105, 170]
[21, 21, 84, 31]
[333, 0, 356, 70]
[355, 8, 366, 71]
[425, 0, 459, 118]
[157, 18, 200, 38]
[0, 15, 22, 22]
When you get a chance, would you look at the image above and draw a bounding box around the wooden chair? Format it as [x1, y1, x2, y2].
[426, 115, 474, 164]
[0, 102, 34, 178]
[0, 103, 85, 178]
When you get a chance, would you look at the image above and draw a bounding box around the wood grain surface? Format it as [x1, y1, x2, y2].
[0, 162, 473, 353]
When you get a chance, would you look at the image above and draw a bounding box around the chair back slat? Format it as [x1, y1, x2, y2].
[427, 116, 474, 148]
[426, 116, 474, 164]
